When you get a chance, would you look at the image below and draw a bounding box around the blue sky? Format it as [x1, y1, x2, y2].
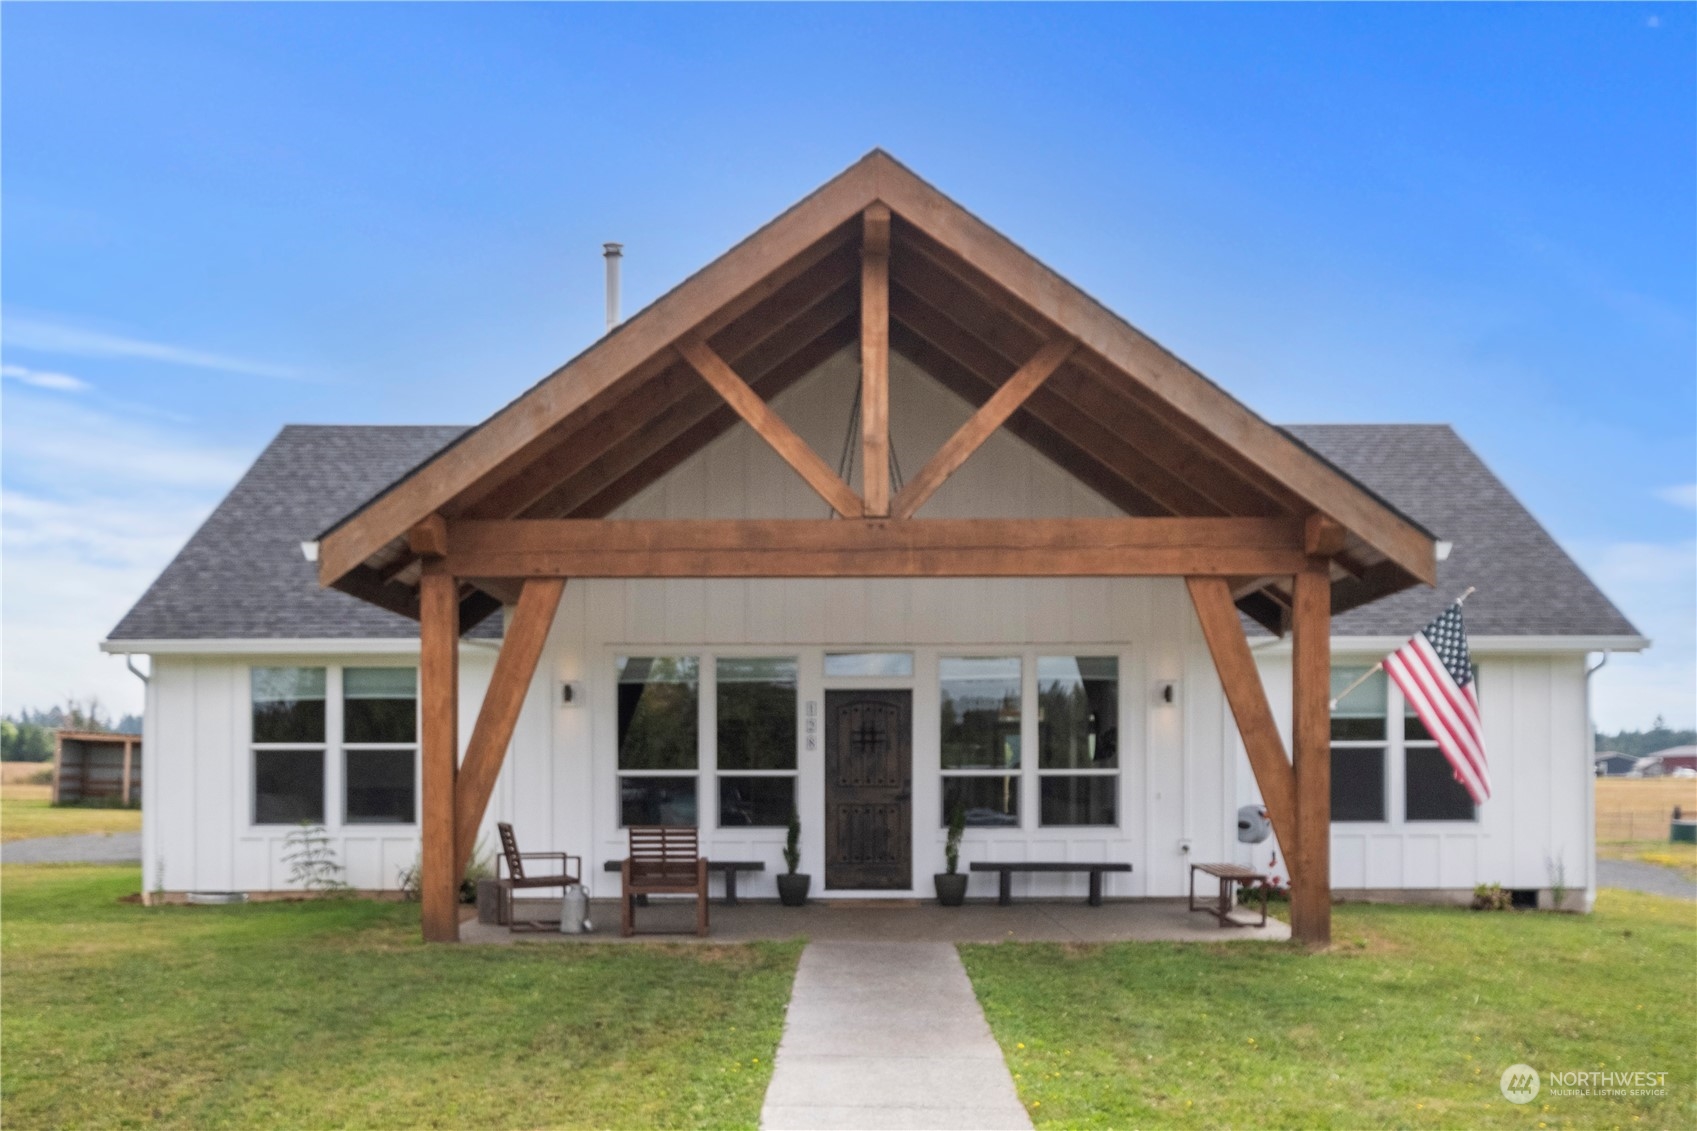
[3, 3, 1692, 728]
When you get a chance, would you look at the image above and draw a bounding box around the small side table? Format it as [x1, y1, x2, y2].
[1188, 863, 1268, 928]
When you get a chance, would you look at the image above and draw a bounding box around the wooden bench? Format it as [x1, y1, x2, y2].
[620, 825, 709, 937]
[1188, 862, 1268, 928]
[969, 861, 1132, 906]
[604, 858, 765, 905]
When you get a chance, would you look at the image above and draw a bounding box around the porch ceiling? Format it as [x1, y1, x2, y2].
[316, 151, 1436, 632]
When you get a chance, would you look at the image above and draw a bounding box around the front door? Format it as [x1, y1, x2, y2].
[824, 689, 912, 890]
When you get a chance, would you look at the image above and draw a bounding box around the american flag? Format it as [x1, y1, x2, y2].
[1382, 600, 1491, 803]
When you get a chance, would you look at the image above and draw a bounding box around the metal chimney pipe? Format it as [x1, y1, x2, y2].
[603, 242, 623, 332]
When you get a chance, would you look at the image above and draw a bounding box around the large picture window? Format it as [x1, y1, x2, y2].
[617, 656, 699, 826]
[1037, 656, 1119, 826]
[343, 667, 417, 825]
[717, 657, 797, 827]
[251, 667, 326, 824]
[940, 657, 1020, 826]
[1330, 665, 1387, 823]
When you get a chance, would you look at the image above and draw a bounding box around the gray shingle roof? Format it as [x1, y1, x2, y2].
[107, 426, 491, 641]
[109, 422, 1640, 643]
[1282, 424, 1638, 639]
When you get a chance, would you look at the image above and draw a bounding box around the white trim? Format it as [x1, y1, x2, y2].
[1252, 634, 1649, 656]
[103, 638, 428, 656]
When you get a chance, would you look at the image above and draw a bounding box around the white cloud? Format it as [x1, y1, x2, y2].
[1654, 483, 1697, 510]
[1, 362, 90, 392]
[4, 313, 311, 382]
[1, 396, 250, 715]
[1575, 538, 1697, 731]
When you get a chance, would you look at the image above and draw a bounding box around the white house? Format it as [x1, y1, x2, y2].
[102, 153, 1644, 940]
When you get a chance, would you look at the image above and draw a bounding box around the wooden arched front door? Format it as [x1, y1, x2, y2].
[824, 690, 912, 890]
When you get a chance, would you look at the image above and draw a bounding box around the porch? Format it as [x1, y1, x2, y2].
[462, 896, 1290, 944]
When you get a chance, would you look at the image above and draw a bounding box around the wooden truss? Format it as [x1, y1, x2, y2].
[312, 153, 1439, 948]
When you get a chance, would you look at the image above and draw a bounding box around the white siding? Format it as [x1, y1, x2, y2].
[141, 349, 1598, 904]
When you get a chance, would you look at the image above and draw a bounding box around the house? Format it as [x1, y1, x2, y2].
[1595, 752, 1639, 777]
[1645, 746, 1697, 776]
[102, 152, 1645, 941]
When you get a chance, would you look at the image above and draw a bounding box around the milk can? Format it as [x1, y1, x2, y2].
[560, 882, 591, 934]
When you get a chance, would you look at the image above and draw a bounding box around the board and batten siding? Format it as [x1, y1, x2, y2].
[139, 348, 1595, 903]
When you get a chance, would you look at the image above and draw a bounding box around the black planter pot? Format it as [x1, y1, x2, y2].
[777, 873, 811, 907]
[935, 872, 968, 906]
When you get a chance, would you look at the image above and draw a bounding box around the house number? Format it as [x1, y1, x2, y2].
[805, 700, 818, 752]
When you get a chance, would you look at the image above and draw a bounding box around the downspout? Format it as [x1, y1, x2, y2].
[1582, 652, 1609, 912]
[123, 653, 154, 903]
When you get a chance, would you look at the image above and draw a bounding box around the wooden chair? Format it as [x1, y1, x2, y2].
[495, 822, 582, 932]
[620, 825, 709, 937]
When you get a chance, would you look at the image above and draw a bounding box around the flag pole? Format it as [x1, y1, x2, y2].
[1328, 588, 1478, 710]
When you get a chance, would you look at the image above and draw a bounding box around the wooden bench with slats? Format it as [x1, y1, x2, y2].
[1188, 862, 1269, 928]
[620, 825, 709, 937]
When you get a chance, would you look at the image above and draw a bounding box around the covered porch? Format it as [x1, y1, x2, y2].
[312, 152, 1438, 948]
[462, 896, 1290, 945]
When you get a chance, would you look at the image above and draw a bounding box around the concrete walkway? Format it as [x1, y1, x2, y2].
[760, 942, 1031, 1131]
[1597, 857, 1697, 900]
[1, 832, 140, 865]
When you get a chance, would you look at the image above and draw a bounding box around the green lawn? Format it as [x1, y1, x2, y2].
[963, 892, 1696, 1129]
[1, 798, 142, 843]
[1, 865, 800, 1129]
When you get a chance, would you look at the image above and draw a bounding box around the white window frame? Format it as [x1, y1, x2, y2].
[249, 665, 331, 828]
[614, 654, 703, 829]
[713, 655, 801, 830]
[938, 653, 1025, 830]
[340, 665, 420, 828]
[1330, 657, 1481, 828]
[1035, 654, 1121, 828]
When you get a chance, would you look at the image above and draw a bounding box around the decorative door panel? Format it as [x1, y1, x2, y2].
[824, 690, 912, 889]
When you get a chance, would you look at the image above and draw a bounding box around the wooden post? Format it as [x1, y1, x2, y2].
[121, 739, 133, 807]
[420, 568, 461, 942]
[861, 203, 892, 516]
[1290, 562, 1332, 946]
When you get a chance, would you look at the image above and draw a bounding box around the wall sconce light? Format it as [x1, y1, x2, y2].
[561, 682, 581, 706]
[1156, 680, 1177, 706]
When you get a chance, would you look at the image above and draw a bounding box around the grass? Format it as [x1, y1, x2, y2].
[962, 892, 1696, 1129]
[1, 865, 801, 1129]
[1599, 840, 1697, 882]
[0, 798, 141, 843]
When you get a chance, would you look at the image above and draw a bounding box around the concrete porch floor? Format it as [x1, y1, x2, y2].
[461, 897, 1291, 944]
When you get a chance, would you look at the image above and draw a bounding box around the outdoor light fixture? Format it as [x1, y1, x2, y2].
[1156, 680, 1177, 705]
[561, 682, 580, 706]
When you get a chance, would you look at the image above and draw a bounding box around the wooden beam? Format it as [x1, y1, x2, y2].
[419, 568, 461, 943]
[407, 514, 449, 558]
[316, 159, 879, 587]
[890, 337, 1075, 519]
[1304, 513, 1347, 557]
[437, 517, 1309, 579]
[861, 204, 892, 515]
[674, 333, 864, 518]
[1185, 577, 1299, 860]
[873, 156, 1436, 582]
[1289, 563, 1332, 946]
[454, 578, 565, 876]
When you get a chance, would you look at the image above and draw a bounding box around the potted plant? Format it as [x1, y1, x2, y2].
[935, 798, 968, 906]
[777, 809, 810, 906]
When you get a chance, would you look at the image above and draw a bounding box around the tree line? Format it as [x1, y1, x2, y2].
[1, 700, 143, 762]
[1595, 717, 1696, 759]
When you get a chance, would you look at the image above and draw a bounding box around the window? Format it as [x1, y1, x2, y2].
[1330, 665, 1386, 822]
[251, 667, 325, 824]
[1404, 703, 1476, 821]
[343, 667, 417, 824]
[1037, 656, 1118, 826]
[717, 657, 797, 827]
[617, 656, 699, 826]
[824, 651, 913, 678]
[940, 657, 1020, 826]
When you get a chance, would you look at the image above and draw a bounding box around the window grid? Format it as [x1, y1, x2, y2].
[1329, 660, 1480, 827]
[939, 656, 1023, 828]
[1036, 656, 1120, 828]
[715, 656, 799, 829]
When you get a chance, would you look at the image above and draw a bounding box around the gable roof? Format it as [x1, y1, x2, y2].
[309, 151, 1437, 628]
[106, 423, 1640, 646]
[105, 426, 498, 643]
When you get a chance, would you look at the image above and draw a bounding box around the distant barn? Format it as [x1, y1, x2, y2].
[53, 731, 142, 806]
